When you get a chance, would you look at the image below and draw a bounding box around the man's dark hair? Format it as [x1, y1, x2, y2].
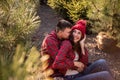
[56, 19, 72, 32]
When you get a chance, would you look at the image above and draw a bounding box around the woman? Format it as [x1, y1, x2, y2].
[52, 20, 114, 80]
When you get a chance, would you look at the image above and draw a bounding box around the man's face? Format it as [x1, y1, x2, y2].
[60, 28, 71, 39]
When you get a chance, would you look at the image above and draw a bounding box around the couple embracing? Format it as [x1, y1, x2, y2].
[41, 19, 114, 80]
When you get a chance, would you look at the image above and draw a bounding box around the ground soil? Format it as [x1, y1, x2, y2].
[33, 5, 120, 80]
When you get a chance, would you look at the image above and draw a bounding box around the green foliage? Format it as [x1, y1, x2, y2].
[88, 0, 120, 46]
[48, 0, 92, 34]
[63, 0, 89, 22]
[48, 0, 90, 23]
[0, 45, 53, 80]
[0, 0, 40, 54]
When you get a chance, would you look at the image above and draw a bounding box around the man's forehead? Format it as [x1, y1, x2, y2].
[64, 28, 71, 31]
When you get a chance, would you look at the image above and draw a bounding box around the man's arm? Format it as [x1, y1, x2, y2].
[41, 37, 59, 60]
[52, 40, 76, 70]
[79, 48, 88, 66]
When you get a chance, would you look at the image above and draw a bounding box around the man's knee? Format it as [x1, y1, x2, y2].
[74, 71, 114, 80]
[98, 71, 114, 80]
[89, 71, 113, 80]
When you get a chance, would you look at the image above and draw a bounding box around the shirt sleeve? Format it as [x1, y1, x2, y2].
[45, 37, 59, 60]
[80, 48, 88, 66]
[52, 40, 76, 70]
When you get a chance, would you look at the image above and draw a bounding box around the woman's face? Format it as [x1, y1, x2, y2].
[72, 29, 82, 43]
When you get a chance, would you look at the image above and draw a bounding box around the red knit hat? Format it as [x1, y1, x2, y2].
[72, 20, 86, 38]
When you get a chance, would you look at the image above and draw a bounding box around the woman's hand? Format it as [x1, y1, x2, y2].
[79, 34, 86, 55]
[74, 61, 85, 72]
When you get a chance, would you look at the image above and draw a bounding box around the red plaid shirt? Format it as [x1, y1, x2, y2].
[41, 31, 88, 77]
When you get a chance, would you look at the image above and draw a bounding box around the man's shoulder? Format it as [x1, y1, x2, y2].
[44, 31, 58, 42]
[46, 34, 57, 41]
[41, 31, 58, 48]
[62, 40, 71, 43]
[61, 40, 72, 47]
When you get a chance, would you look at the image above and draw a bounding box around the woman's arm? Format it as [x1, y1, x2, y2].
[79, 34, 86, 55]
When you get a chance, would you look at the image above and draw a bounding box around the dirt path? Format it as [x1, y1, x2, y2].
[33, 5, 120, 80]
[32, 5, 61, 48]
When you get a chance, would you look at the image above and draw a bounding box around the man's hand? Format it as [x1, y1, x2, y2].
[40, 47, 47, 55]
[74, 61, 85, 72]
[79, 34, 86, 55]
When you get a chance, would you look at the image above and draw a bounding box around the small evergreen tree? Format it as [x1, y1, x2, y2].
[0, 0, 40, 55]
[48, 0, 91, 33]
[63, 0, 89, 22]
[48, 0, 90, 23]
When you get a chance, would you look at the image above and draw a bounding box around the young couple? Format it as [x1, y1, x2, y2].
[41, 19, 114, 80]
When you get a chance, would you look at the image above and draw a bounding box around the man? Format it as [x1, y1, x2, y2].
[41, 19, 74, 77]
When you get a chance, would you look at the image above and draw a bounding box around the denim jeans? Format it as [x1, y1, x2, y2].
[83, 59, 112, 75]
[64, 59, 114, 80]
[74, 71, 114, 80]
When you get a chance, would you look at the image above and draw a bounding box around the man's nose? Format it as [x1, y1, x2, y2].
[74, 33, 77, 36]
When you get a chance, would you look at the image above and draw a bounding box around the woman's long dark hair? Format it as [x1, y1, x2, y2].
[69, 31, 83, 58]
